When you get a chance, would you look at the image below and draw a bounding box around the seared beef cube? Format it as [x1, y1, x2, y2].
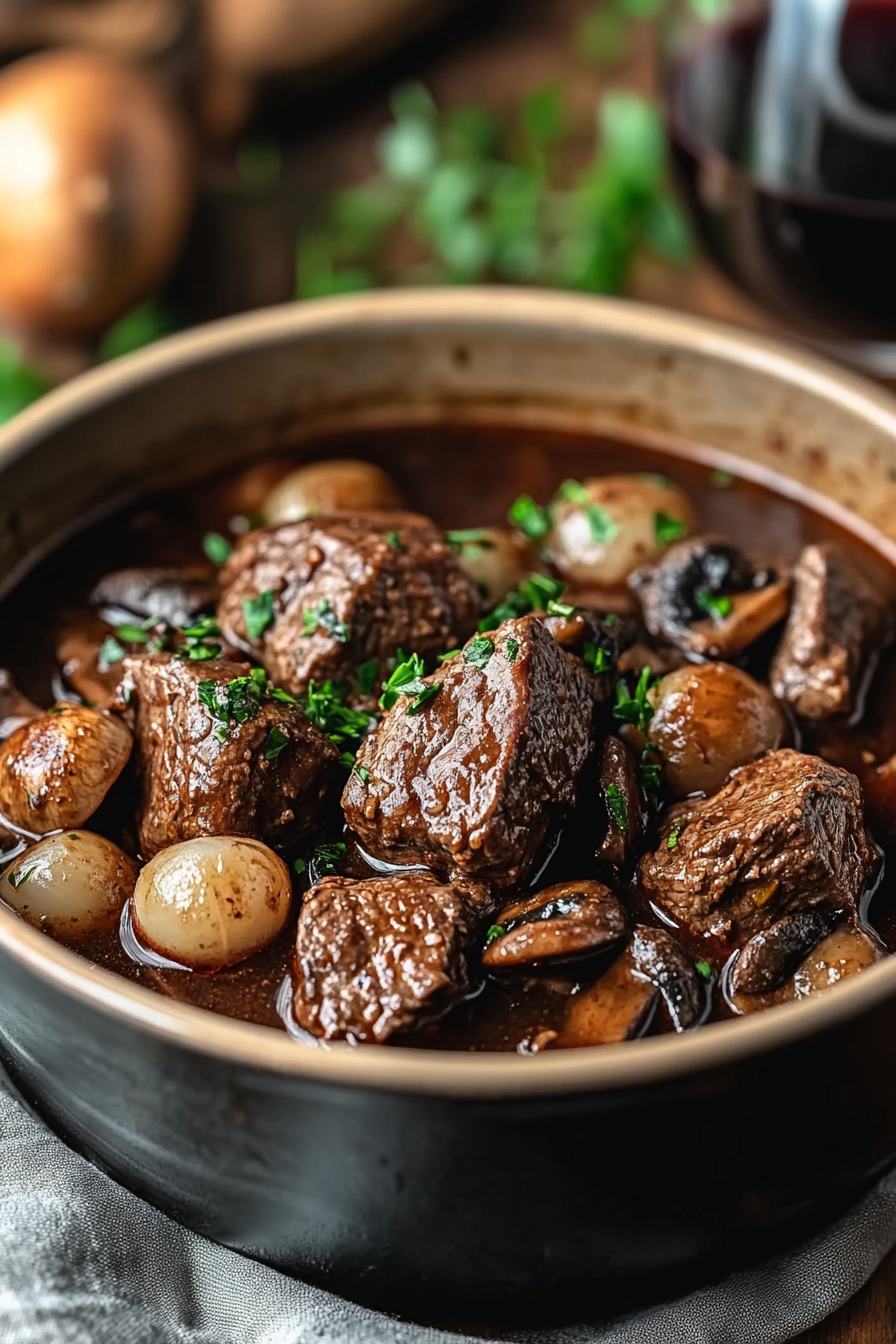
[92, 567, 217, 626]
[121, 653, 339, 858]
[293, 873, 474, 1042]
[342, 616, 597, 886]
[640, 749, 876, 944]
[217, 512, 479, 698]
[771, 543, 891, 719]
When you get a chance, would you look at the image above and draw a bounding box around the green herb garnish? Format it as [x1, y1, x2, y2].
[557, 480, 618, 545]
[407, 683, 441, 715]
[264, 727, 289, 760]
[386, 530, 403, 550]
[654, 511, 687, 547]
[667, 819, 684, 849]
[305, 680, 374, 744]
[98, 636, 125, 669]
[508, 494, 551, 541]
[197, 667, 267, 741]
[478, 571, 567, 631]
[446, 528, 495, 559]
[356, 658, 379, 697]
[612, 665, 655, 735]
[504, 636, 520, 662]
[299, 841, 348, 877]
[583, 641, 610, 674]
[546, 599, 577, 618]
[243, 590, 275, 640]
[114, 624, 150, 644]
[203, 532, 233, 565]
[379, 652, 427, 709]
[712, 468, 735, 489]
[605, 782, 629, 830]
[438, 649, 461, 663]
[355, 763, 371, 783]
[301, 598, 350, 643]
[485, 924, 505, 946]
[7, 866, 36, 890]
[175, 615, 223, 662]
[695, 960, 713, 981]
[640, 743, 663, 790]
[464, 635, 495, 671]
[68, 833, 80, 840]
[695, 589, 733, 622]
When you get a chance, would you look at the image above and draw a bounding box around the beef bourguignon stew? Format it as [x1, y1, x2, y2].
[1, 425, 894, 1052]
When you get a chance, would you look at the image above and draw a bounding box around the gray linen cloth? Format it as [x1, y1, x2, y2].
[2, 1077, 896, 1344]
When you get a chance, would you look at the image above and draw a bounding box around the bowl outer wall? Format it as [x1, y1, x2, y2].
[3, 289, 896, 1311]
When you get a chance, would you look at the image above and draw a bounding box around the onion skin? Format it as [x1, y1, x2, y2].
[263, 459, 403, 525]
[648, 662, 785, 799]
[0, 49, 193, 334]
[0, 705, 132, 834]
[2, 831, 137, 940]
[132, 836, 292, 970]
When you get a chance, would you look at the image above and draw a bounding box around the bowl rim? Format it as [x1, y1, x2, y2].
[4, 286, 896, 1099]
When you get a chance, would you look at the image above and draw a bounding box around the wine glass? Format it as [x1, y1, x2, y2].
[661, 0, 896, 373]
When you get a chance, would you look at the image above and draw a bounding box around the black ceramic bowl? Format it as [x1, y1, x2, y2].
[3, 290, 896, 1322]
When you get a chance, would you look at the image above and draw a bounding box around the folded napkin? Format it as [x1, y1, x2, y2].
[2, 1076, 895, 1344]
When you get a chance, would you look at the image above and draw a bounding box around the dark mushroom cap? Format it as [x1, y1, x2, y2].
[483, 879, 627, 969]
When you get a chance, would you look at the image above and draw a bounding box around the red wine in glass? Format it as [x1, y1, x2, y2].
[666, 0, 896, 352]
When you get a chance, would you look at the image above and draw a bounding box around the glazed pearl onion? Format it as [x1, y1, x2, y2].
[2, 831, 137, 939]
[451, 527, 536, 605]
[648, 662, 785, 799]
[263, 459, 402, 524]
[132, 836, 292, 970]
[545, 475, 696, 587]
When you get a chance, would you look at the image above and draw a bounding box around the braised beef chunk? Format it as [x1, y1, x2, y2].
[640, 749, 876, 943]
[92, 567, 217, 626]
[771, 542, 891, 720]
[596, 736, 642, 867]
[342, 615, 598, 886]
[217, 512, 480, 698]
[293, 873, 474, 1042]
[482, 880, 627, 968]
[121, 653, 339, 858]
[630, 535, 789, 659]
[730, 908, 840, 995]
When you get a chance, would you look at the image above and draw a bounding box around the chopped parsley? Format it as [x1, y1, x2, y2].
[114, 623, 150, 644]
[504, 636, 519, 662]
[639, 743, 663, 790]
[176, 615, 223, 662]
[479, 572, 566, 632]
[438, 648, 461, 663]
[695, 589, 733, 622]
[379, 652, 427, 710]
[712, 468, 735, 489]
[667, 819, 684, 849]
[304, 679, 374, 744]
[354, 763, 370, 783]
[464, 635, 495, 671]
[243, 589, 275, 640]
[557, 479, 618, 545]
[546, 598, 576, 618]
[485, 924, 505, 945]
[295, 842, 348, 879]
[407, 683, 441, 715]
[98, 636, 125, 669]
[301, 598, 350, 643]
[203, 531, 233, 565]
[7, 866, 36, 890]
[386, 530, 403, 550]
[264, 727, 289, 760]
[583, 641, 610, 674]
[605, 782, 629, 830]
[356, 658, 379, 697]
[197, 667, 267, 741]
[68, 833, 80, 840]
[508, 494, 551, 541]
[446, 528, 495, 559]
[612, 665, 656, 735]
[654, 511, 687, 547]
[695, 960, 713, 981]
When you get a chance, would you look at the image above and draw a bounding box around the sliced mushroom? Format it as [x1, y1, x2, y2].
[596, 736, 642, 867]
[482, 880, 627, 969]
[793, 925, 884, 997]
[630, 535, 789, 658]
[0, 668, 40, 740]
[556, 947, 658, 1046]
[630, 925, 706, 1032]
[730, 908, 840, 995]
[91, 567, 217, 626]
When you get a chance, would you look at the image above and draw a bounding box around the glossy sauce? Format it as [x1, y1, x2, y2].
[1, 424, 895, 1050]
